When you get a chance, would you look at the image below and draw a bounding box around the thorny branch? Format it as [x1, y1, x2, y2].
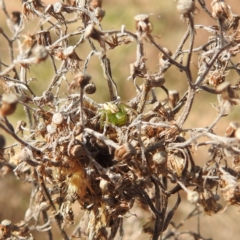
[1, 0, 240, 239]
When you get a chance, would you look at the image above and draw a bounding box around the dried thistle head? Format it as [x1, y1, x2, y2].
[216, 81, 239, 104]
[15, 120, 27, 135]
[206, 69, 227, 87]
[199, 190, 222, 215]
[148, 74, 165, 88]
[187, 190, 199, 204]
[0, 220, 11, 239]
[211, 0, 231, 21]
[22, 33, 36, 49]
[34, 45, 49, 63]
[37, 122, 47, 137]
[42, 91, 54, 104]
[45, 3, 65, 20]
[220, 167, 240, 205]
[89, 0, 102, 8]
[152, 101, 171, 121]
[22, 0, 44, 18]
[11, 11, 21, 25]
[211, 0, 239, 31]
[114, 143, 136, 161]
[69, 72, 92, 91]
[169, 90, 180, 109]
[65, 161, 94, 199]
[0, 93, 18, 117]
[167, 150, 186, 177]
[84, 82, 97, 94]
[177, 0, 196, 18]
[64, 47, 83, 72]
[52, 112, 64, 126]
[36, 31, 52, 46]
[84, 24, 106, 49]
[69, 145, 84, 158]
[7, 11, 22, 33]
[159, 48, 172, 69]
[225, 121, 240, 137]
[134, 14, 153, 36]
[94, 7, 105, 21]
[152, 150, 167, 165]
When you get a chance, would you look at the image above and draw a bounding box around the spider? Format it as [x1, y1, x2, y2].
[99, 102, 133, 129]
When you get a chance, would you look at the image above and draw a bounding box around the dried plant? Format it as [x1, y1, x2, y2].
[1, 0, 240, 239]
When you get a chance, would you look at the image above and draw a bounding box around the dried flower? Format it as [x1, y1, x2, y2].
[52, 112, 64, 125]
[15, 120, 27, 135]
[206, 69, 227, 88]
[0, 220, 11, 239]
[36, 31, 52, 46]
[134, 14, 153, 36]
[70, 72, 91, 90]
[167, 151, 186, 177]
[225, 121, 240, 137]
[114, 143, 136, 161]
[177, 0, 196, 17]
[94, 7, 105, 21]
[55, 46, 83, 72]
[0, 93, 18, 116]
[69, 145, 84, 157]
[89, 0, 102, 8]
[169, 90, 180, 109]
[220, 167, 240, 205]
[34, 45, 49, 63]
[7, 11, 22, 33]
[84, 24, 106, 49]
[199, 190, 222, 215]
[22, 0, 44, 18]
[152, 150, 167, 165]
[85, 82, 96, 94]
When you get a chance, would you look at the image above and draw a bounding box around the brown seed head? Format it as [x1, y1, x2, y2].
[169, 90, 180, 108]
[114, 143, 136, 161]
[53, 2, 63, 13]
[90, 0, 102, 8]
[11, 11, 21, 25]
[177, 0, 196, 16]
[99, 178, 110, 194]
[149, 75, 165, 88]
[63, 46, 75, 58]
[187, 190, 199, 204]
[73, 72, 91, 89]
[36, 31, 52, 46]
[0, 93, 18, 116]
[70, 145, 84, 158]
[42, 91, 54, 103]
[84, 24, 104, 43]
[225, 121, 240, 137]
[37, 122, 47, 136]
[211, 0, 231, 20]
[0, 220, 11, 239]
[199, 190, 223, 215]
[152, 150, 167, 165]
[134, 14, 153, 34]
[94, 7, 105, 21]
[85, 82, 96, 94]
[52, 112, 64, 125]
[216, 81, 236, 100]
[34, 45, 48, 63]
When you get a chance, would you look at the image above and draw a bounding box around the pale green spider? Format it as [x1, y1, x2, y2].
[99, 102, 134, 129]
